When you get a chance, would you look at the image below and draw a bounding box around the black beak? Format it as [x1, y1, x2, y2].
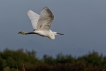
[57, 33, 64, 35]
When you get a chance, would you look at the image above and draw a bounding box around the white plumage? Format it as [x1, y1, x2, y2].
[27, 10, 39, 29]
[18, 7, 63, 40]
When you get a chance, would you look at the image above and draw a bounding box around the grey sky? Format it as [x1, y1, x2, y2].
[0, 0, 106, 58]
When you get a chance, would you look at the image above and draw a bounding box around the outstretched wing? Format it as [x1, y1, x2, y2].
[36, 7, 54, 30]
[27, 10, 39, 29]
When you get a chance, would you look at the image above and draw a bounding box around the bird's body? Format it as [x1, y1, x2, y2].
[35, 30, 55, 39]
[18, 7, 63, 40]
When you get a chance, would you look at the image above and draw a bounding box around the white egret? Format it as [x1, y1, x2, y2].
[18, 7, 64, 40]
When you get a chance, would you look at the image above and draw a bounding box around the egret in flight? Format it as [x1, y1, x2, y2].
[18, 7, 64, 40]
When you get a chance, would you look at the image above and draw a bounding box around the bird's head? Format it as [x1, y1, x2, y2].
[18, 31, 26, 35]
[53, 32, 64, 36]
[49, 32, 64, 40]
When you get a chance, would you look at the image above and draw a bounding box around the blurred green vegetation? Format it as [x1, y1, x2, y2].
[0, 48, 106, 71]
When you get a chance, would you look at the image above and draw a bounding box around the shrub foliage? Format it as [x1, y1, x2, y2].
[0, 48, 106, 71]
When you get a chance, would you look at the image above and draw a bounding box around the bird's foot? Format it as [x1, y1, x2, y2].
[18, 31, 26, 35]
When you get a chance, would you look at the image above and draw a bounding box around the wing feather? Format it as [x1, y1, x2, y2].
[27, 10, 39, 29]
[36, 7, 54, 30]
